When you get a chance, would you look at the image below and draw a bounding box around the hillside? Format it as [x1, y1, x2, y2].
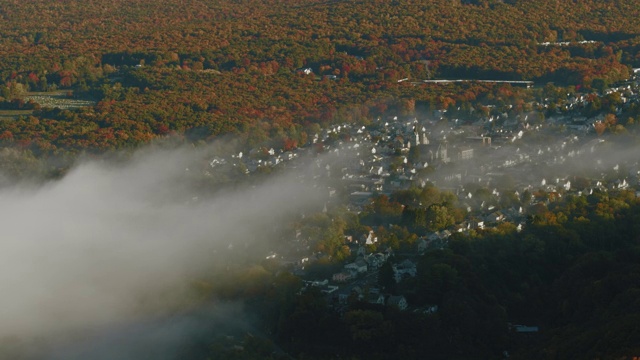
[0, 0, 639, 155]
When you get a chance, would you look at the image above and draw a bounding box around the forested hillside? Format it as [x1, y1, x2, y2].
[178, 189, 640, 360]
[0, 0, 639, 155]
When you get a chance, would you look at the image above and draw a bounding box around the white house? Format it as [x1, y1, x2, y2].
[368, 293, 386, 305]
[387, 295, 408, 310]
[393, 259, 417, 283]
[365, 253, 387, 270]
[417, 238, 428, 253]
[345, 259, 368, 274]
[332, 271, 353, 283]
[364, 230, 378, 245]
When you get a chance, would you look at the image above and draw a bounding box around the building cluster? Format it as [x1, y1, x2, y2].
[202, 71, 640, 314]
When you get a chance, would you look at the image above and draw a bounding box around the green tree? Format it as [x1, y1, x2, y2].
[378, 260, 397, 294]
[426, 204, 455, 231]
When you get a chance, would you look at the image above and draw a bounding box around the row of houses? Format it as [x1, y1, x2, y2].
[327, 282, 410, 311]
[332, 250, 391, 283]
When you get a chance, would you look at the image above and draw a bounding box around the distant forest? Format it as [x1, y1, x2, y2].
[0, 0, 639, 157]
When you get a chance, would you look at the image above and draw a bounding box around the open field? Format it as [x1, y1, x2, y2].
[24, 91, 96, 110]
[0, 92, 95, 119]
[0, 109, 34, 119]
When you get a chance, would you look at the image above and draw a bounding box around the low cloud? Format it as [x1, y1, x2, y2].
[0, 144, 324, 349]
[46, 303, 251, 360]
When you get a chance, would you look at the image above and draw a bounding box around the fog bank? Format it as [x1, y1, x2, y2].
[0, 145, 324, 343]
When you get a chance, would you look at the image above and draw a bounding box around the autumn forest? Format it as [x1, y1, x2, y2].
[0, 0, 639, 159]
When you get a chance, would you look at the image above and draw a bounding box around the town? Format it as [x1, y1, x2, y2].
[198, 69, 640, 317]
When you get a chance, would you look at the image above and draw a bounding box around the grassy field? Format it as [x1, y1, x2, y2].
[0, 91, 96, 119]
[0, 109, 34, 119]
[24, 91, 95, 110]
